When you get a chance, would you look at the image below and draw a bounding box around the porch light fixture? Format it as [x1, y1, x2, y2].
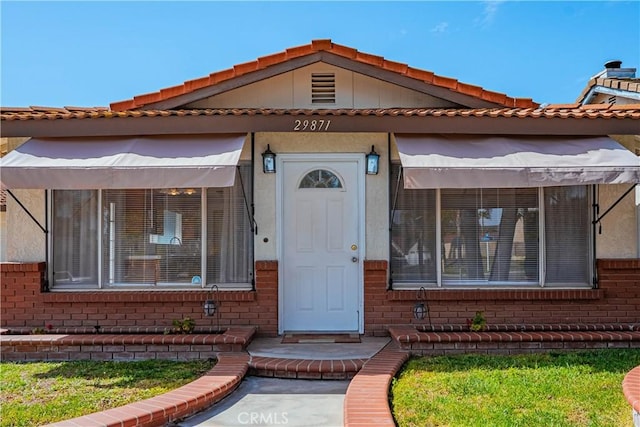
[366, 145, 380, 175]
[413, 286, 428, 321]
[262, 144, 276, 173]
[203, 284, 219, 317]
[203, 284, 221, 332]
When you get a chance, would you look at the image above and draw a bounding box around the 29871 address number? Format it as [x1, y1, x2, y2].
[293, 119, 331, 131]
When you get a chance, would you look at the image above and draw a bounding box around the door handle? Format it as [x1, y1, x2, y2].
[351, 257, 358, 263]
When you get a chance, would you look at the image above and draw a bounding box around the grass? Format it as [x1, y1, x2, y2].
[0, 359, 215, 427]
[391, 350, 640, 427]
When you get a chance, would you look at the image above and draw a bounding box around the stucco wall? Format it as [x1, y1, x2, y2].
[597, 184, 638, 258]
[186, 63, 458, 110]
[5, 189, 46, 262]
[253, 132, 389, 261]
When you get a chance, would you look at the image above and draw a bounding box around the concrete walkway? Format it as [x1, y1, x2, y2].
[175, 377, 349, 427]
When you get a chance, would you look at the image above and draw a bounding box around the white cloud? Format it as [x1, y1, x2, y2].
[476, 1, 505, 27]
[430, 22, 449, 33]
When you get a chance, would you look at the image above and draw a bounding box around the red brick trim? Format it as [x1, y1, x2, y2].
[389, 325, 640, 355]
[0, 262, 46, 272]
[598, 259, 640, 270]
[388, 289, 604, 301]
[42, 290, 256, 304]
[249, 356, 367, 380]
[343, 344, 409, 427]
[44, 352, 250, 427]
[622, 366, 640, 416]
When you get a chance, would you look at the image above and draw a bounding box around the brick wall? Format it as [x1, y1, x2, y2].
[0, 261, 279, 337]
[364, 259, 640, 336]
[2, 259, 638, 337]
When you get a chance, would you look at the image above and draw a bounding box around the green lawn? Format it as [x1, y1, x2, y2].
[391, 350, 640, 427]
[0, 359, 214, 427]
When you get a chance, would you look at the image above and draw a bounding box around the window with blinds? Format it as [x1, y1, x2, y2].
[440, 188, 539, 284]
[389, 164, 590, 287]
[52, 190, 99, 288]
[51, 165, 254, 289]
[390, 166, 437, 283]
[102, 188, 202, 286]
[206, 165, 253, 286]
[544, 186, 590, 284]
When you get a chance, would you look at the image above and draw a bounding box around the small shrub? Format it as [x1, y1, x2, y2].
[170, 317, 196, 334]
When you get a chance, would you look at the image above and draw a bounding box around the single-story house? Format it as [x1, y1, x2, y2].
[1, 40, 639, 337]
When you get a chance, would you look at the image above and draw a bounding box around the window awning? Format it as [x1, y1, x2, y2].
[395, 134, 640, 189]
[0, 134, 246, 189]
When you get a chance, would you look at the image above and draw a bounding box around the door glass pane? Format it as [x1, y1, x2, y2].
[299, 169, 343, 189]
[441, 188, 539, 284]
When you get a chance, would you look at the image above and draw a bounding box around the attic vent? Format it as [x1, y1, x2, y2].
[607, 95, 617, 105]
[311, 73, 336, 104]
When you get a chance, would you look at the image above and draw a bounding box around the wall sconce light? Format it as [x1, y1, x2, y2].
[203, 284, 221, 331]
[366, 145, 380, 175]
[262, 144, 276, 173]
[413, 287, 429, 323]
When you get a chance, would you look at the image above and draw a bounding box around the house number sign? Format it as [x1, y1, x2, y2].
[293, 119, 331, 131]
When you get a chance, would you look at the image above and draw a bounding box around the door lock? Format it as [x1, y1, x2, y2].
[352, 257, 358, 263]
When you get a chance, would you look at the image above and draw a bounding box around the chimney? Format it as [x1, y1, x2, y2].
[603, 60, 636, 78]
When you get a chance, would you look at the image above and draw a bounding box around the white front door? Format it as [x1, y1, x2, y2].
[279, 155, 363, 333]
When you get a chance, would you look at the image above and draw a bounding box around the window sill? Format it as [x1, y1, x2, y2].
[42, 289, 256, 303]
[387, 288, 604, 301]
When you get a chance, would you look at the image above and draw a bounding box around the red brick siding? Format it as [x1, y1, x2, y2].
[2, 259, 638, 336]
[364, 259, 640, 336]
[1, 261, 279, 337]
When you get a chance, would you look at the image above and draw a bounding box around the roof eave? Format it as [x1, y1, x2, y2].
[2, 114, 637, 138]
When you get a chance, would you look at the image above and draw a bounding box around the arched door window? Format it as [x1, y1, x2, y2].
[298, 169, 343, 189]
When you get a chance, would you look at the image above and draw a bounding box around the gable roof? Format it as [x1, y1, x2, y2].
[109, 39, 538, 111]
[576, 75, 640, 105]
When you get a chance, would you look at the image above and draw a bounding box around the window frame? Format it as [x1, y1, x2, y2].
[389, 164, 594, 290]
[48, 167, 254, 291]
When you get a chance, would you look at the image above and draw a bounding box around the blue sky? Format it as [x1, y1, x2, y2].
[1, 1, 638, 107]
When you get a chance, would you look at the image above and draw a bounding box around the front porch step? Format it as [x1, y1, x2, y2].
[248, 356, 368, 380]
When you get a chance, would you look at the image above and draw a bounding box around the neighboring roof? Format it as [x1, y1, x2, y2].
[576, 75, 640, 104]
[2, 104, 640, 121]
[108, 39, 538, 111]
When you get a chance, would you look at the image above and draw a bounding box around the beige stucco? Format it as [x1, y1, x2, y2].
[253, 132, 389, 261]
[186, 63, 458, 109]
[597, 184, 637, 258]
[5, 189, 46, 262]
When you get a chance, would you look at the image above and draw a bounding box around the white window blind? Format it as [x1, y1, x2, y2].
[101, 189, 202, 286]
[52, 190, 99, 288]
[544, 186, 590, 285]
[206, 165, 253, 286]
[440, 188, 539, 284]
[390, 165, 437, 283]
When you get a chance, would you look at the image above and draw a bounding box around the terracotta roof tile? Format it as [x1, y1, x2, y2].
[432, 75, 458, 90]
[2, 105, 639, 122]
[107, 39, 539, 111]
[382, 59, 409, 75]
[311, 39, 332, 51]
[258, 52, 288, 68]
[233, 60, 259, 75]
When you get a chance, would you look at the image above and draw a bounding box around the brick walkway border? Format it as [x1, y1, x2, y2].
[389, 325, 640, 355]
[343, 343, 410, 427]
[623, 365, 640, 427]
[43, 352, 250, 427]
